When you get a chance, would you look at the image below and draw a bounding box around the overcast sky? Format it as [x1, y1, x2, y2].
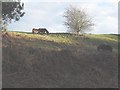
[8, 0, 118, 34]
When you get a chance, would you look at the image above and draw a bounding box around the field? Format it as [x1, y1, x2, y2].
[2, 31, 118, 88]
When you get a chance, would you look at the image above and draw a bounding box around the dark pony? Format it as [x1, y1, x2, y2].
[32, 28, 49, 34]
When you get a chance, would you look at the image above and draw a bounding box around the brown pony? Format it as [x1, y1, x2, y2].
[32, 28, 49, 34]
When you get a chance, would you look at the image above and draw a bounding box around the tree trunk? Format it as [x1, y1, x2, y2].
[77, 30, 80, 35]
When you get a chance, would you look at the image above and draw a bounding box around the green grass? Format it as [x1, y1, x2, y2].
[5, 31, 118, 52]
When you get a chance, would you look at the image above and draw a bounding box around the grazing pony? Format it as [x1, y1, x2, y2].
[32, 28, 49, 34]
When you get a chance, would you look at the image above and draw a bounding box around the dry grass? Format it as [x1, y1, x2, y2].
[2, 32, 118, 88]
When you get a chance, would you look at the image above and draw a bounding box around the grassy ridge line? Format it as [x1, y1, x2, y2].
[4, 31, 118, 52]
[7, 31, 118, 42]
[8, 31, 77, 45]
[86, 34, 118, 42]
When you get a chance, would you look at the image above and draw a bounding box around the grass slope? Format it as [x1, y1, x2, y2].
[2, 31, 118, 88]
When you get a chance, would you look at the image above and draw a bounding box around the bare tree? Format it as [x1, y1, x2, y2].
[63, 5, 94, 34]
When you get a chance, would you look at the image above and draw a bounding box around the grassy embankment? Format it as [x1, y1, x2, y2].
[2, 31, 119, 88]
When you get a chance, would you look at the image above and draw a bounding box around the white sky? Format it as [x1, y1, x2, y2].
[8, 0, 119, 34]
